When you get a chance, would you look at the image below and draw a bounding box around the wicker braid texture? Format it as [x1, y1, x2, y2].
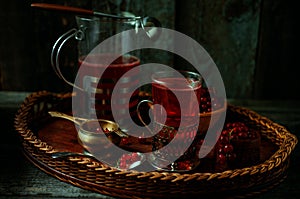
[14, 91, 298, 198]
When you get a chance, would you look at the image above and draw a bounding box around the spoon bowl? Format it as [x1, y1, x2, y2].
[48, 111, 128, 152]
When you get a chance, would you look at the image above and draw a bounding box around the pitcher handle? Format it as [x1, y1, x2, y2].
[136, 99, 155, 135]
[51, 28, 84, 91]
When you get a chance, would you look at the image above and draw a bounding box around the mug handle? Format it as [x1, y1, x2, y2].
[51, 28, 85, 91]
[136, 99, 154, 135]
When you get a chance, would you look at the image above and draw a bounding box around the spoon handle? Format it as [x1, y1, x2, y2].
[48, 111, 86, 125]
[31, 3, 136, 19]
[31, 3, 94, 16]
[51, 151, 94, 159]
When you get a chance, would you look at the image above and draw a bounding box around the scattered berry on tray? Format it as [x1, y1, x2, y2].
[215, 122, 260, 168]
[118, 152, 142, 170]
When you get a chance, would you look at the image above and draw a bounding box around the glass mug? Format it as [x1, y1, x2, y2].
[137, 71, 203, 171]
[51, 15, 144, 130]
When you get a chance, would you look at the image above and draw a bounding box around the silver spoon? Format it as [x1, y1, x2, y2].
[31, 3, 161, 38]
[51, 151, 94, 159]
[48, 111, 128, 138]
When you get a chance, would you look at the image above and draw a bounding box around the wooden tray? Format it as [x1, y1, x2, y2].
[14, 91, 298, 198]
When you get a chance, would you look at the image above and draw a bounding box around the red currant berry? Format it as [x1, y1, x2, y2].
[130, 153, 139, 162]
[177, 161, 192, 170]
[119, 160, 127, 169]
[218, 147, 224, 154]
[120, 137, 130, 145]
[221, 129, 230, 136]
[229, 134, 238, 141]
[219, 135, 229, 143]
[238, 132, 248, 139]
[226, 153, 237, 162]
[217, 153, 227, 165]
[223, 144, 234, 153]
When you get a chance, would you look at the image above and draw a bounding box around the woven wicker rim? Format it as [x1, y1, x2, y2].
[14, 91, 298, 182]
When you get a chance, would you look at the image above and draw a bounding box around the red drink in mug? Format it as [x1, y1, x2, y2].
[149, 71, 203, 171]
[152, 77, 201, 128]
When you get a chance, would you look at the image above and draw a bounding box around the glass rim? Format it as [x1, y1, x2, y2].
[75, 15, 138, 23]
[151, 70, 203, 85]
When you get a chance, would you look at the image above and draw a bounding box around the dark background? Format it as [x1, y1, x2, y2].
[0, 0, 299, 100]
[0, 1, 299, 198]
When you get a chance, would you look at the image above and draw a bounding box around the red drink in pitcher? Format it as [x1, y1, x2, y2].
[76, 54, 140, 122]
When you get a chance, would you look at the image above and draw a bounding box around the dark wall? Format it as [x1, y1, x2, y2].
[0, 0, 174, 93]
[254, 0, 299, 99]
[0, 0, 298, 99]
[176, 0, 299, 99]
[0, 0, 80, 92]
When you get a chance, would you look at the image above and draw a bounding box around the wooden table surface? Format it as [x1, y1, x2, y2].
[0, 91, 299, 199]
